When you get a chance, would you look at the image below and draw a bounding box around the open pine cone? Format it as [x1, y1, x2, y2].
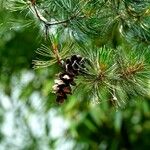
[52, 55, 85, 103]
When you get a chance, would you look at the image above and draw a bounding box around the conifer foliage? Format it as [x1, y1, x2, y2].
[4, 0, 150, 106]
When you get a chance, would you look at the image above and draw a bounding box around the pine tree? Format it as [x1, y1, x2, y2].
[4, 0, 150, 107]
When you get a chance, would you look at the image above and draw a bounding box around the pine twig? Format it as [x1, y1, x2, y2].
[51, 43, 62, 66]
[30, 1, 85, 27]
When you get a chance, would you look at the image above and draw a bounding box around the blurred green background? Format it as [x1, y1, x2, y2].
[0, 1, 150, 150]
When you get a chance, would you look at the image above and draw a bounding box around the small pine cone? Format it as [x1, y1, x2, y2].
[53, 55, 86, 103]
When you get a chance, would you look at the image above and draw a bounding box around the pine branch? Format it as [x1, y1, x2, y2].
[30, 1, 85, 27]
[6, 0, 150, 106]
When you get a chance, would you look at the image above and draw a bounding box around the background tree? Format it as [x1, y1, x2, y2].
[0, 0, 150, 149]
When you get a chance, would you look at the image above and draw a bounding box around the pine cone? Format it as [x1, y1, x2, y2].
[53, 55, 85, 103]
